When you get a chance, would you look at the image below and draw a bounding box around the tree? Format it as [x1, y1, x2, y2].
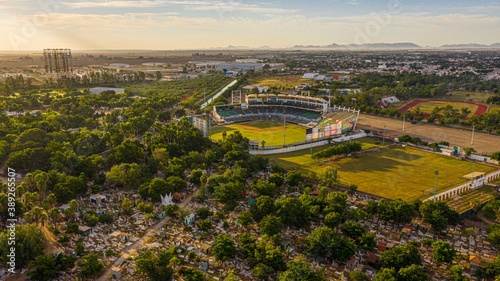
[28, 254, 76, 281]
[214, 182, 243, 211]
[259, 214, 283, 236]
[448, 265, 467, 281]
[224, 269, 241, 281]
[195, 207, 213, 220]
[341, 221, 366, 241]
[463, 147, 475, 157]
[487, 224, 500, 248]
[286, 170, 302, 187]
[251, 195, 275, 221]
[275, 197, 309, 227]
[397, 264, 427, 281]
[140, 178, 172, 202]
[184, 268, 206, 281]
[323, 211, 341, 228]
[420, 201, 460, 232]
[318, 167, 337, 188]
[0, 224, 44, 269]
[121, 198, 133, 215]
[136, 249, 174, 281]
[359, 232, 377, 251]
[380, 244, 421, 271]
[268, 173, 284, 187]
[106, 163, 143, 189]
[197, 219, 212, 232]
[238, 211, 253, 226]
[79, 253, 104, 278]
[277, 256, 327, 281]
[374, 268, 397, 281]
[251, 180, 280, 198]
[349, 270, 369, 281]
[213, 234, 236, 262]
[432, 241, 456, 264]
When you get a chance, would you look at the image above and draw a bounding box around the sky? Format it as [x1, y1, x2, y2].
[0, 0, 499, 51]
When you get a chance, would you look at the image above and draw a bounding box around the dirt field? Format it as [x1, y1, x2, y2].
[357, 114, 500, 154]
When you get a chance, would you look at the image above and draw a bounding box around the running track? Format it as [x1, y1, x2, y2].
[398, 99, 488, 117]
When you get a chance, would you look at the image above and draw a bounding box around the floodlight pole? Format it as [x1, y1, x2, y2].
[402, 115, 405, 131]
[283, 115, 286, 147]
[434, 171, 439, 201]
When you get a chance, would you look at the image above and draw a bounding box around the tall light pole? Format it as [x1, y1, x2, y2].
[434, 171, 439, 201]
[283, 115, 286, 148]
[471, 126, 475, 145]
[402, 115, 406, 132]
[471, 160, 476, 189]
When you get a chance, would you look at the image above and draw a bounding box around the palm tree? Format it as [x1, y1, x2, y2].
[49, 207, 61, 230]
[261, 140, 266, 150]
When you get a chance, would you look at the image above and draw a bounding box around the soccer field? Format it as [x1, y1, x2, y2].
[270, 145, 496, 201]
[209, 121, 307, 147]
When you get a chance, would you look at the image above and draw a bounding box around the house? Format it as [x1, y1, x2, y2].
[380, 96, 400, 107]
[302, 73, 319, 79]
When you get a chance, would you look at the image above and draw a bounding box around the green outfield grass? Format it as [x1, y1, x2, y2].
[270, 145, 497, 200]
[209, 121, 307, 147]
[416, 101, 479, 118]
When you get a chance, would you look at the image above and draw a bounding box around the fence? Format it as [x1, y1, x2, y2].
[249, 131, 368, 155]
[423, 169, 500, 202]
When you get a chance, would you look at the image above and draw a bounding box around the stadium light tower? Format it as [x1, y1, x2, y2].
[433, 171, 439, 201]
[283, 115, 286, 147]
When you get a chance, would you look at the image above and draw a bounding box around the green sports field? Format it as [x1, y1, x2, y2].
[270, 145, 496, 201]
[209, 121, 307, 147]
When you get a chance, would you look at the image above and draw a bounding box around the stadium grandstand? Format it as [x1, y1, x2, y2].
[212, 93, 360, 143]
[213, 94, 328, 126]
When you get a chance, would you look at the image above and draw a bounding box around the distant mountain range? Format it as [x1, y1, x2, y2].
[207, 42, 500, 50]
[439, 43, 500, 48]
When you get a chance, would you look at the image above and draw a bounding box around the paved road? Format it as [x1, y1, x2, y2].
[357, 114, 500, 154]
[96, 192, 195, 281]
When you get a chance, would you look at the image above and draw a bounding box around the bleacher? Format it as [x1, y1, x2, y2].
[215, 104, 322, 125]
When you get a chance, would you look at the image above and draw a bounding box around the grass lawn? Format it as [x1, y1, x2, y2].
[445, 91, 495, 103]
[415, 101, 479, 118]
[247, 75, 310, 93]
[209, 121, 307, 147]
[270, 145, 496, 201]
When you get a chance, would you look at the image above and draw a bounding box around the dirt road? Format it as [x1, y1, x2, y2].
[96, 192, 195, 281]
[357, 114, 500, 154]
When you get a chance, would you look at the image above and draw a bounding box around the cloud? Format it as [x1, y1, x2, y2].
[64, 0, 211, 9]
[186, 1, 297, 14]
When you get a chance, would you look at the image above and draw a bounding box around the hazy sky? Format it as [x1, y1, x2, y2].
[1, 0, 499, 50]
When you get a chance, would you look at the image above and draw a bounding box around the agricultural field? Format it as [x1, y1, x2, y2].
[209, 121, 307, 147]
[270, 144, 496, 201]
[398, 99, 487, 118]
[247, 75, 310, 92]
[445, 91, 495, 103]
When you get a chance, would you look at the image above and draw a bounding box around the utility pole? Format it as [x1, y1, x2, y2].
[402, 115, 405, 131]
[434, 171, 439, 201]
[471, 160, 476, 189]
[471, 126, 475, 145]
